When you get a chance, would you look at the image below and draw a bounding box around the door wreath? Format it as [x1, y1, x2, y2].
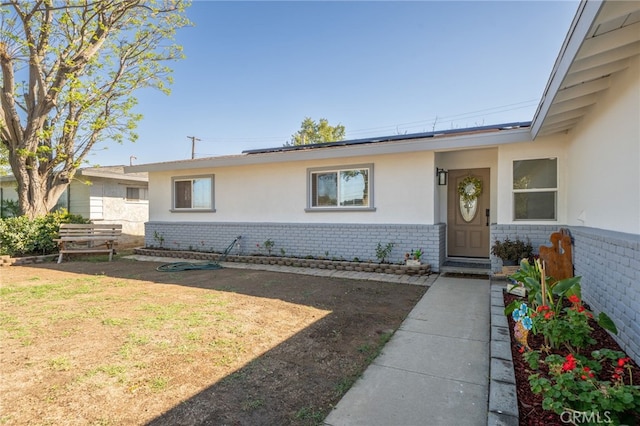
[458, 176, 482, 203]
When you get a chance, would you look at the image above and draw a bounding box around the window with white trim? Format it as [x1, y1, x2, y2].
[308, 165, 372, 210]
[513, 158, 557, 220]
[172, 175, 214, 210]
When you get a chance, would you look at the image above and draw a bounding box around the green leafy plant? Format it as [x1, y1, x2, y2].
[0, 209, 88, 256]
[528, 351, 640, 424]
[491, 237, 533, 263]
[263, 239, 275, 255]
[405, 248, 423, 261]
[375, 242, 394, 264]
[506, 275, 617, 353]
[533, 295, 595, 353]
[152, 231, 165, 248]
[508, 258, 553, 306]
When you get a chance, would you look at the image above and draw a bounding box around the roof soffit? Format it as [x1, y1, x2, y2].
[533, 0, 640, 138]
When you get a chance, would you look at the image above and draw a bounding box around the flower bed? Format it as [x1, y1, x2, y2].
[134, 248, 431, 276]
[504, 292, 640, 425]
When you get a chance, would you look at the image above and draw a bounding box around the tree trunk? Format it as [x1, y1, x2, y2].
[10, 155, 68, 219]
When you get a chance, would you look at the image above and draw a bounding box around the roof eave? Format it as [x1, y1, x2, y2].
[531, 0, 605, 138]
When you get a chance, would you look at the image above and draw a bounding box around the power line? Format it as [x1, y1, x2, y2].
[346, 99, 540, 137]
[187, 136, 201, 159]
[187, 99, 540, 149]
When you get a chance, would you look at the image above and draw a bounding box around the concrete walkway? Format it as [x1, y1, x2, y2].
[324, 275, 490, 426]
[126, 255, 490, 425]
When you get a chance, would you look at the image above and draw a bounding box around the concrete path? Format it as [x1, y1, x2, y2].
[324, 275, 490, 426]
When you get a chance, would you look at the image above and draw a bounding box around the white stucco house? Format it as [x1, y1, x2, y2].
[127, 0, 639, 361]
[1, 166, 149, 245]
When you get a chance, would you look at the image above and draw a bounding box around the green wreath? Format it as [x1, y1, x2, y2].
[457, 176, 482, 203]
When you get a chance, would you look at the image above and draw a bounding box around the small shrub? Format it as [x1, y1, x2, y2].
[0, 209, 89, 257]
[491, 237, 533, 263]
[375, 242, 395, 264]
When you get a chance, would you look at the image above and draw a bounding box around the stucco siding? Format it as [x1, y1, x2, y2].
[565, 55, 640, 234]
[148, 151, 437, 225]
[87, 178, 148, 237]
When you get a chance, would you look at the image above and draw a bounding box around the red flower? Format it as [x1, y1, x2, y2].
[562, 354, 577, 372]
[544, 311, 554, 320]
[537, 305, 550, 313]
[580, 367, 595, 379]
[577, 306, 586, 313]
[612, 373, 621, 380]
[618, 357, 631, 367]
[568, 294, 581, 304]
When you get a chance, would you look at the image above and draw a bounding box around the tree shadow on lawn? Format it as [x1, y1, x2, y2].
[19, 258, 428, 425]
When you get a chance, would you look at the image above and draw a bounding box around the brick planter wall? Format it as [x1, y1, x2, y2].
[0, 254, 59, 267]
[134, 248, 432, 276]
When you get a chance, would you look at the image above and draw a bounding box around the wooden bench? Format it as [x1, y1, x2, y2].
[54, 223, 122, 264]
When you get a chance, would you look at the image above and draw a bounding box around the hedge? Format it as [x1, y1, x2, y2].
[0, 210, 89, 257]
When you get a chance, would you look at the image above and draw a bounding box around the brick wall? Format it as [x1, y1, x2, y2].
[571, 227, 640, 364]
[145, 221, 446, 271]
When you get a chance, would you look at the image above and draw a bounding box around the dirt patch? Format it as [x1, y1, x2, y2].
[0, 258, 426, 425]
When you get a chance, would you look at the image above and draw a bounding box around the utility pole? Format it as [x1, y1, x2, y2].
[187, 136, 201, 159]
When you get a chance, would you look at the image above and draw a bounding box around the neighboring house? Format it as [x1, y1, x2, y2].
[0, 166, 149, 246]
[127, 0, 639, 361]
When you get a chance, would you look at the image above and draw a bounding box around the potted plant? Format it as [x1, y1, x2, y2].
[491, 237, 533, 266]
[404, 248, 422, 266]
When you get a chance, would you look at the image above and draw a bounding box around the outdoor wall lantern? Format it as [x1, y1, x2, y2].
[436, 168, 448, 185]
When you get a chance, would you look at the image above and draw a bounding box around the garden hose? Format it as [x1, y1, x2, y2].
[156, 235, 242, 272]
[156, 262, 223, 272]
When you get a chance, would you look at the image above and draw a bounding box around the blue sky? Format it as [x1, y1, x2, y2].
[91, 1, 580, 166]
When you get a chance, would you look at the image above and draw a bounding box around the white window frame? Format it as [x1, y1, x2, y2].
[306, 164, 375, 212]
[171, 175, 215, 212]
[512, 158, 557, 221]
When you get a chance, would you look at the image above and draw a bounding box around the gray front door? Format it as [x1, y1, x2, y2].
[447, 168, 490, 258]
